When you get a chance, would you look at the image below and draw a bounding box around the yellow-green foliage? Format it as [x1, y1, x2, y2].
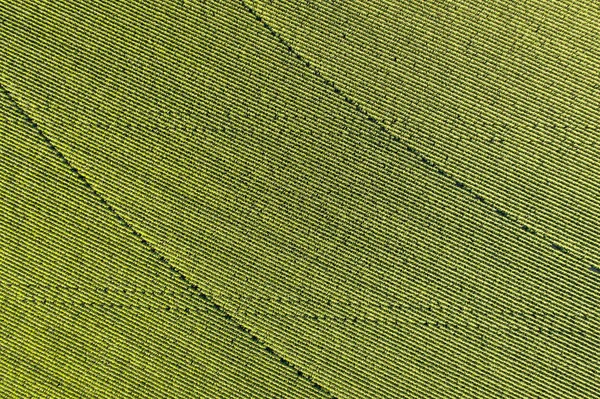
[0, 0, 598, 398]
[0, 87, 325, 398]
[249, 0, 600, 265]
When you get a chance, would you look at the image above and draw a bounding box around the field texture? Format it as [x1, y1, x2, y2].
[0, 79, 327, 398]
[248, 0, 600, 265]
[0, 0, 599, 398]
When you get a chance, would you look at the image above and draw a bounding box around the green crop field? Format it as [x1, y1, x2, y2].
[0, 0, 598, 398]
[248, 0, 600, 266]
[0, 81, 328, 398]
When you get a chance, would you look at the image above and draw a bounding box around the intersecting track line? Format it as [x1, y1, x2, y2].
[238, 0, 589, 267]
[0, 83, 336, 399]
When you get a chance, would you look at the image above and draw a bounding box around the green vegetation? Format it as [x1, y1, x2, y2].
[0, 0, 598, 397]
[0, 86, 325, 398]
[248, 0, 600, 265]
